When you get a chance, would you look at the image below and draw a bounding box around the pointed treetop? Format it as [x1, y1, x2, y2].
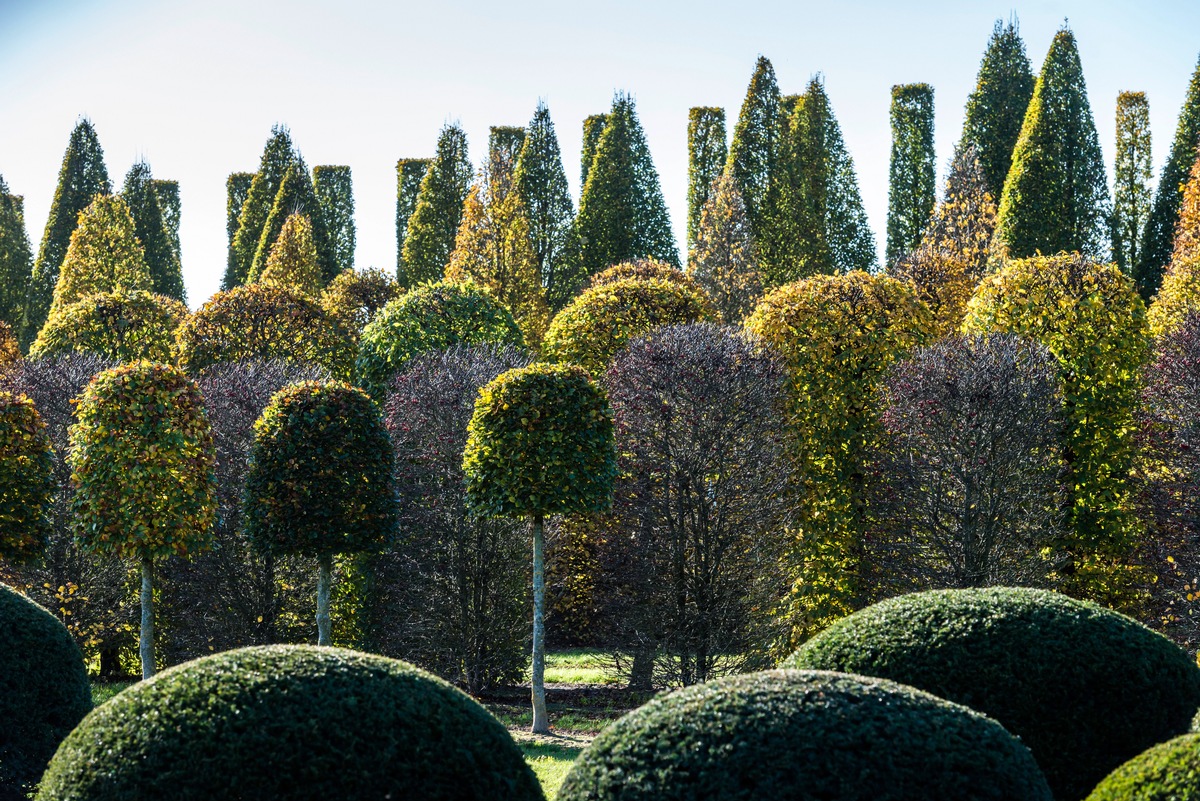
[400, 123, 473, 289]
[726, 55, 783, 234]
[50, 194, 151, 314]
[225, 125, 299, 290]
[259, 213, 322, 298]
[122, 161, 185, 303]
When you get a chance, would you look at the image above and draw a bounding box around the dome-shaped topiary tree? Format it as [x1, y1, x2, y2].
[1, 583, 92, 801]
[244, 382, 396, 646]
[586, 257, 703, 293]
[464, 363, 616, 733]
[31, 289, 187, 363]
[783, 587, 1200, 801]
[0, 392, 54, 564]
[70, 361, 217, 678]
[1085, 734, 1200, 801]
[319, 267, 401, 340]
[35, 645, 543, 801]
[557, 669, 1052, 801]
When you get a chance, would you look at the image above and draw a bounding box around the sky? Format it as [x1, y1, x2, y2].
[1, 0, 1199, 307]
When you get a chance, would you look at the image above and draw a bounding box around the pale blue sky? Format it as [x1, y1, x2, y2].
[2, 0, 1199, 305]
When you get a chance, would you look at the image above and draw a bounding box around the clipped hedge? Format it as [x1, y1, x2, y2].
[31, 289, 187, 363]
[784, 587, 1200, 800]
[36, 645, 543, 801]
[0, 392, 54, 563]
[1085, 734, 1200, 801]
[1, 583, 91, 801]
[558, 669, 1052, 801]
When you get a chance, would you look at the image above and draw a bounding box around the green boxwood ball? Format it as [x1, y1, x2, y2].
[36, 645, 544, 801]
[557, 669, 1052, 801]
[1085, 734, 1200, 800]
[784, 588, 1200, 801]
[1, 583, 92, 801]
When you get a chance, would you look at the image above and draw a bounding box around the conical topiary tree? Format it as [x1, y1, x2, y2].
[1113, 92, 1153, 276]
[992, 27, 1111, 261]
[249, 160, 335, 285]
[0, 176, 33, 333]
[726, 56, 783, 248]
[257, 213, 321, 297]
[395, 158, 431, 280]
[887, 84, 937, 266]
[123, 161, 185, 302]
[400, 125, 473, 289]
[688, 172, 762, 323]
[314, 165, 355, 276]
[687, 107, 728, 251]
[580, 114, 608, 189]
[225, 126, 297, 291]
[49, 195, 152, 316]
[488, 126, 526, 189]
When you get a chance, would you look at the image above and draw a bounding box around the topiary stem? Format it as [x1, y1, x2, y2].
[317, 553, 333, 646]
[531, 513, 549, 734]
[140, 554, 155, 679]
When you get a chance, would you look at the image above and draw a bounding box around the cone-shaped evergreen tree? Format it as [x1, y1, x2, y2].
[151, 179, 180, 263]
[249, 160, 336, 286]
[0, 178, 33, 333]
[687, 107, 727, 251]
[225, 126, 297, 290]
[258, 213, 321, 298]
[314, 165, 355, 275]
[22, 119, 110, 348]
[688, 172, 762, 323]
[993, 27, 1111, 261]
[122, 162, 185, 302]
[514, 102, 583, 313]
[49, 195, 151, 315]
[576, 94, 679, 275]
[488, 126, 526, 189]
[1136, 54, 1200, 299]
[887, 84, 936, 265]
[580, 114, 608, 189]
[395, 158, 430, 279]
[725, 56, 783, 245]
[960, 18, 1036, 199]
[1113, 92, 1153, 275]
[226, 172, 254, 249]
[400, 124, 472, 289]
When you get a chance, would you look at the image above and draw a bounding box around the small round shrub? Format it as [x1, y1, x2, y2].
[1, 583, 91, 800]
[31, 289, 188, 363]
[35, 644, 543, 801]
[557, 669, 1052, 801]
[1085, 734, 1200, 801]
[784, 587, 1200, 801]
[0, 392, 54, 563]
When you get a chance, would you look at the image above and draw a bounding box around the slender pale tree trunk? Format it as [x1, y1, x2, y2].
[531, 513, 549, 734]
[317, 553, 333, 646]
[140, 555, 155, 679]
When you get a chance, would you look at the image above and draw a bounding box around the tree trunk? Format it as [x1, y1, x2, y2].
[317, 553, 333, 646]
[531, 513, 549, 734]
[140, 555, 155, 680]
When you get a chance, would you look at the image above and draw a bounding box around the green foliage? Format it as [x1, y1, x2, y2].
[150, 178, 180, 264]
[0, 321, 20, 368]
[576, 94, 679, 275]
[176, 283, 354, 379]
[1148, 158, 1200, 337]
[687, 106, 727, 249]
[464, 362, 615, 518]
[400, 125, 472, 288]
[744, 272, 934, 640]
[543, 277, 717, 376]
[725, 56, 783, 247]
[35, 645, 543, 801]
[23, 119, 111, 349]
[244, 382, 395, 558]
[785, 587, 1200, 801]
[69, 361, 216, 561]
[580, 114, 608, 189]
[886, 83, 937, 265]
[226, 125, 296, 291]
[0, 583, 91, 800]
[488, 126, 526, 186]
[122, 162, 184, 302]
[355, 280, 523, 399]
[0, 176, 33, 333]
[963, 253, 1148, 602]
[993, 27, 1111, 261]
[313, 165, 355, 275]
[49, 195, 152, 316]
[558, 669, 1052, 801]
[1086, 734, 1200, 801]
[249, 161, 336, 285]
[1137, 54, 1200, 300]
[319, 267, 401, 340]
[31, 289, 187, 363]
[225, 172, 254, 249]
[257, 212, 321, 297]
[395, 158, 431, 280]
[0, 393, 54, 563]
[1114, 92, 1153, 275]
[960, 18, 1036, 199]
[586, 257, 701, 293]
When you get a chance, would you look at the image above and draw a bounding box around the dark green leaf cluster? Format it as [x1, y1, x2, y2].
[785, 587, 1200, 801]
[558, 669, 1052, 801]
[0, 392, 55, 563]
[244, 382, 396, 558]
[31, 289, 187, 363]
[122, 161, 185, 302]
[725, 56, 782, 242]
[1085, 734, 1200, 801]
[580, 114, 608, 189]
[395, 158, 431, 280]
[488, 126, 526, 188]
[150, 179, 180, 264]
[225, 172, 254, 249]
[0, 584, 91, 800]
[687, 106, 727, 249]
[225, 126, 295, 291]
[886, 83, 936, 265]
[314, 165, 355, 275]
[1113, 92, 1153, 275]
[0, 176, 33, 333]
[35, 645, 543, 801]
[400, 125, 472, 288]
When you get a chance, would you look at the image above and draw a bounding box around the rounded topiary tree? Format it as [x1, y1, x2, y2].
[31, 289, 187, 363]
[783, 587, 1200, 800]
[320, 267, 401, 340]
[1, 584, 92, 801]
[464, 363, 616, 733]
[586, 257, 703, 293]
[1085, 734, 1200, 801]
[35, 645, 543, 801]
[0, 392, 54, 564]
[244, 382, 396, 646]
[355, 280, 523, 399]
[557, 669, 1052, 801]
[70, 361, 217, 678]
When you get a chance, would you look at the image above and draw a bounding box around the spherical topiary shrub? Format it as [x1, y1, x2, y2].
[557, 669, 1052, 801]
[784, 588, 1200, 801]
[1084, 734, 1200, 800]
[1, 583, 92, 801]
[36, 645, 543, 801]
[31, 289, 188, 363]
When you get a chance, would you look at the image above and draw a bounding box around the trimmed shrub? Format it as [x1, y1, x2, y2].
[1, 583, 91, 801]
[35, 645, 543, 801]
[558, 669, 1052, 801]
[31, 289, 187, 363]
[1085, 734, 1200, 801]
[784, 587, 1200, 800]
[0, 321, 19, 369]
[48, 194, 151, 315]
[0, 392, 54, 564]
[586, 257, 702, 293]
[319, 267, 401, 340]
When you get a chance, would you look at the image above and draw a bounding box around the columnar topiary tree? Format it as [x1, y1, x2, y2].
[580, 113, 608, 188]
[488, 126, 525, 188]
[1114, 92, 1153, 275]
[69, 361, 217, 678]
[244, 381, 396, 646]
[226, 172, 254, 250]
[151, 178, 181, 264]
[0, 176, 33, 333]
[313, 165, 355, 275]
[256, 212, 321, 297]
[0, 392, 54, 565]
[395, 158, 430, 280]
[249, 161, 335, 285]
[887, 84, 937, 266]
[319, 267, 401, 341]
[49, 194, 152, 316]
[400, 125, 472, 288]
[687, 107, 727, 250]
[31, 289, 188, 363]
[226, 125, 296, 291]
[464, 363, 616, 733]
[1148, 156, 1200, 338]
[725, 56, 783, 250]
[122, 161, 184, 302]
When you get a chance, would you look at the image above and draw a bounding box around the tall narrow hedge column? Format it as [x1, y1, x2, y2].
[1113, 92, 1153, 275]
[395, 158, 431, 279]
[687, 107, 727, 250]
[580, 114, 608, 189]
[887, 84, 936, 266]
